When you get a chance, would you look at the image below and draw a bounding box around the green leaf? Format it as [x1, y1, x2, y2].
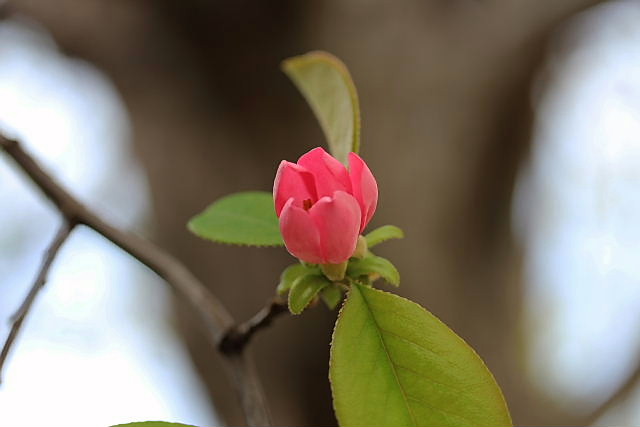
[112, 422, 199, 427]
[330, 284, 512, 427]
[366, 225, 405, 248]
[347, 255, 400, 286]
[188, 191, 283, 247]
[320, 284, 344, 310]
[277, 263, 319, 295]
[288, 274, 331, 314]
[282, 51, 360, 164]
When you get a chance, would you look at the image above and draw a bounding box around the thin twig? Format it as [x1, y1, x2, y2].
[0, 136, 235, 338]
[0, 221, 74, 383]
[219, 298, 288, 354]
[0, 135, 275, 426]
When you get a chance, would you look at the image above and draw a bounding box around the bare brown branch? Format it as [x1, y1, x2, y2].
[0, 221, 74, 383]
[220, 298, 288, 355]
[0, 136, 236, 338]
[0, 134, 276, 426]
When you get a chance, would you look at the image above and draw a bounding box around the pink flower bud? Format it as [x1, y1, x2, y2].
[348, 152, 378, 233]
[273, 147, 378, 264]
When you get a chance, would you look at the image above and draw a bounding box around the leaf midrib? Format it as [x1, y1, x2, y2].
[358, 286, 485, 426]
[215, 206, 279, 232]
[355, 284, 418, 426]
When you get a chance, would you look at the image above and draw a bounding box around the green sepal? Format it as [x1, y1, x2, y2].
[365, 225, 404, 248]
[320, 284, 344, 310]
[288, 274, 331, 314]
[347, 255, 400, 287]
[277, 263, 319, 295]
[188, 191, 284, 247]
[320, 261, 348, 281]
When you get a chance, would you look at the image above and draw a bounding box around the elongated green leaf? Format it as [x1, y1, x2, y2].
[188, 191, 283, 247]
[320, 284, 344, 310]
[366, 225, 405, 248]
[277, 263, 319, 295]
[282, 51, 360, 164]
[330, 284, 512, 427]
[112, 422, 198, 427]
[347, 255, 400, 286]
[288, 274, 330, 314]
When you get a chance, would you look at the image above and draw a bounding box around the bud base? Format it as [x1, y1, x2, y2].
[321, 261, 348, 281]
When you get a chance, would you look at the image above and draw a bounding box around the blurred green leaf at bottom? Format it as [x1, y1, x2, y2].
[112, 422, 199, 427]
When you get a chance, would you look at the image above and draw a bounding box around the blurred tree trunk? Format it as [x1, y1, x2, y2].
[11, 0, 604, 425]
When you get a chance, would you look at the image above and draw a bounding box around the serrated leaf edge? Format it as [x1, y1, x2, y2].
[187, 220, 284, 248]
[347, 255, 400, 287]
[365, 225, 405, 248]
[277, 263, 319, 295]
[328, 286, 352, 425]
[288, 275, 330, 315]
[186, 190, 284, 247]
[329, 284, 513, 427]
[320, 284, 344, 310]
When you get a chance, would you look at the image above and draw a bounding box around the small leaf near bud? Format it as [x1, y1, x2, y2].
[288, 274, 331, 314]
[347, 255, 400, 287]
[277, 263, 319, 295]
[365, 225, 404, 249]
[320, 284, 344, 310]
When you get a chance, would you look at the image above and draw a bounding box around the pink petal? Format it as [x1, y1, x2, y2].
[298, 147, 352, 199]
[309, 191, 361, 264]
[273, 161, 317, 217]
[279, 198, 325, 264]
[348, 152, 378, 232]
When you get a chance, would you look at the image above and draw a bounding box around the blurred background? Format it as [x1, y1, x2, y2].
[0, 0, 639, 425]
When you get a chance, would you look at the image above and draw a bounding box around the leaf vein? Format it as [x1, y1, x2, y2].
[404, 394, 479, 426]
[378, 326, 464, 372]
[358, 285, 418, 426]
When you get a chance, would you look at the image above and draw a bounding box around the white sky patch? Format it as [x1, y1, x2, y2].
[0, 17, 217, 427]
[514, 0, 640, 419]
